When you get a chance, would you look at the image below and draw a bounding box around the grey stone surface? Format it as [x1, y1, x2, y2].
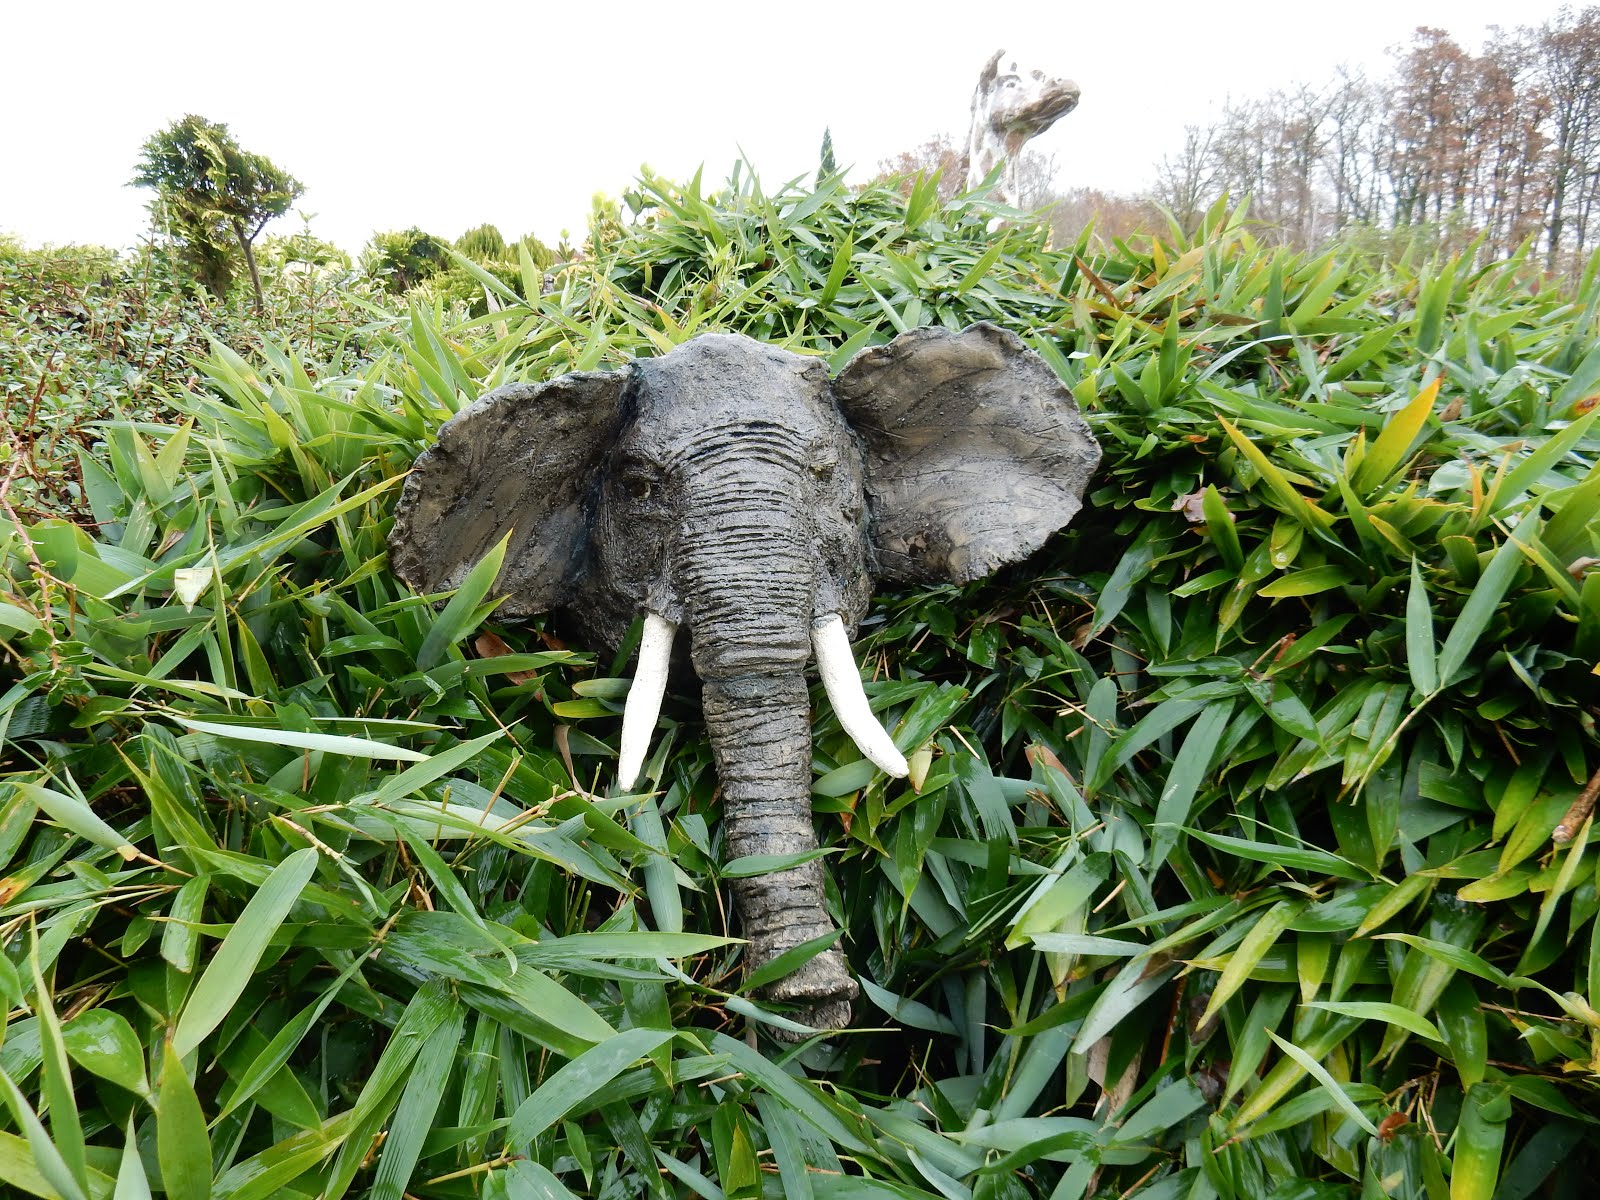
[389, 323, 1101, 1032]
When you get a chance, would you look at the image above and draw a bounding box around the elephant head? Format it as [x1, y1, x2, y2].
[388, 322, 1100, 1031]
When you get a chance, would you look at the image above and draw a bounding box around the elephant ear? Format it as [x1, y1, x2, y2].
[834, 322, 1100, 585]
[389, 370, 628, 616]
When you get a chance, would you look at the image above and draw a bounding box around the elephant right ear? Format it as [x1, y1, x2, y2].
[388, 370, 628, 617]
[834, 323, 1100, 586]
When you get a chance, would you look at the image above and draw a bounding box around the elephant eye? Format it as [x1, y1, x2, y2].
[615, 457, 663, 504]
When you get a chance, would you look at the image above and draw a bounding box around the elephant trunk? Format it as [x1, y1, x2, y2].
[682, 506, 856, 1025]
[700, 672, 858, 1030]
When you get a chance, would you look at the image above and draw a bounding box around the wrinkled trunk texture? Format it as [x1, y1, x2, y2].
[701, 675, 856, 1030]
[671, 447, 857, 1028]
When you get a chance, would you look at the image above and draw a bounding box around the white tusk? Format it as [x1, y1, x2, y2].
[617, 613, 677, 791]
[811, 614, 909, 778]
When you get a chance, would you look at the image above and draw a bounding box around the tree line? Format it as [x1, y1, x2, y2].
[128, 7, 1600, 314]
[1154, 6, 1600, 267]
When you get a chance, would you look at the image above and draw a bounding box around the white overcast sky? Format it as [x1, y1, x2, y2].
[1, 0, 1582, 254]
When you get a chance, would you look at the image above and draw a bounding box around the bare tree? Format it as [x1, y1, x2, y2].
[1142, 9, 1600, 267]
[1322, 71, 1386, 227]
[1538, 6, 1600, 267]
[1155, 125, 1219, 231]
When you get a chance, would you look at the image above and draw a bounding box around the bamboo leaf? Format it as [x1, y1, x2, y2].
[170, 715, 428, 762]
[10, 780, 138, 859]
[1436, 521, 1532, 688]
[368, 1003, 465, 1200]
[858, 977, 959, 1034]
[1302, 999, 1442, 1041]
[1257, 564, 1350, 597]
[1265, 1029, 1379, 1136]
[0, 1068, 90, 1200]
[1451, 1083, 1511, 1200]
[1200, 899, 1306, 1026]
[1407, 557, 1439, 695]
[1352, 377, 1440, 495]
[28, 941, 86, 1195]
[1216, 415, 1335, 530]
[505, 1028, 676, 1149]
[172, 848, 318, 1057]
[1189, 829, 1368, 880]
[416, 531, 511, 670]
[156, 1043, 211, 1200]
[115, 1121, 153, 1200]
[62, 1010, 149, 1098]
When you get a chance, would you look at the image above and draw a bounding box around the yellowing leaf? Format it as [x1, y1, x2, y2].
[1353, 377, 1440, 495]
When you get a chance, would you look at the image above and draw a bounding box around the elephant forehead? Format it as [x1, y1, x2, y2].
[630, 335, 836, 448]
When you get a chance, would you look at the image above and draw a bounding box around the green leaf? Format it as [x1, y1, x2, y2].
[1372, 934, 1510, 987]
[505, 1028, 677, 1149]
[1435, 522, 1531, 688]
[28, 944, 86, 1196]
[1072, 958, 1179, 1054]
[1258, 565, 1350, 597]
[1301, 1000, 1441, 1041]
[1450, 1083, 1511, 1200]
[1265, 1029, 1378, 1136]
[0, 603, 42, 635]
[721, 849, 837, 877]
[1201, 485, 1243, 571]
[217, 953, 371, 1120]
[172, 847, 318, 1056]
[1026, 933, 1146, 956]
[1199, 899, 1305, 1027]
[1089, 697, 1204, 791]
[811, 759, 878, 796]
[369, 1003, 465, 1200]
[741, 929, 844, 993]
[115, 1120, 154, 1200]
[1216, 416, 1334, 531]
[160, 874, 209, 973]
[858, 977, 959, 1034]
[525, 932, 737, 962]
[1406, 557, 1439, 695]
[1491, 404, 1600, 511]
[10, 781, 137, 860]
[1151, 702, 1232, 868]
[416, 531, 510, 670]
[0, 1069, 90, 1200]
[210, 1118, 352, 1200]
[1188, 829, 1369, 880]
[1091, 525, 1164, 636]
[157, 1043, 212, 1200]
[1436, 977, 1488, 1089]
[170, 715, 428, 762]
[62, 1010, 149, 1097]
[321, 981, 456, 1200]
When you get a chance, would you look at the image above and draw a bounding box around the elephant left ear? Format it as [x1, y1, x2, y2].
[833, 322, 1100, 585]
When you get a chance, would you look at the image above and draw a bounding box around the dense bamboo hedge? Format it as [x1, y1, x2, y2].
[2, 168, 1598, 1199]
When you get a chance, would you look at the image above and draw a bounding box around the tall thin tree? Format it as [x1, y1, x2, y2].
[131, 115, 303, 310]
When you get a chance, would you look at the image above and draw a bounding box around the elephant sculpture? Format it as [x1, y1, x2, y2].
[388, 322, 1100, 1031]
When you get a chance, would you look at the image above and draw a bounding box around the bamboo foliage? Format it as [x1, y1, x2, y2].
[1, 164, 1598, 1198]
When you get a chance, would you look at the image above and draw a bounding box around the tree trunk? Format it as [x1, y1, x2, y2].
[700, 673, 856, 1033]
[233, 218, 265, 313]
